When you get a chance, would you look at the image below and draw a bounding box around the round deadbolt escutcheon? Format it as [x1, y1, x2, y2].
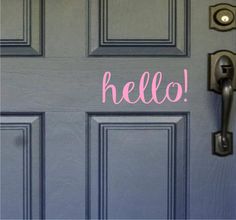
[214, 9, 235, 26]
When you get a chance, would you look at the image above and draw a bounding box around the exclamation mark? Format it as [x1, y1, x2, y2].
[184, 69, 188, 102]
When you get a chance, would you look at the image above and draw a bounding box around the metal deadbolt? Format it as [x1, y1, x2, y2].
[210, 4, 236, 31]
[214, 9, 234, 26]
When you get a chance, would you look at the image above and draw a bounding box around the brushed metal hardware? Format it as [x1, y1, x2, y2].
[209, 51, 236, 156]
[210, 4, 236, 31]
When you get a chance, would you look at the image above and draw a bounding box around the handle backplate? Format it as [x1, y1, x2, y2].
[209, 50, 236, 93]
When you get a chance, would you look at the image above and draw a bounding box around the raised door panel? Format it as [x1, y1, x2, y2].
[88, 113, 189, 219]
[0, 114, 44, 219]
[88, 0, 189, 56]
[0, 0, 43, 56]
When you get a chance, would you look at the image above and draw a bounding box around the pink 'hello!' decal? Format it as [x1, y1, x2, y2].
[102, 70, 188, 104]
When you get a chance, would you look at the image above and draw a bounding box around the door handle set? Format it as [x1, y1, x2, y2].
[209, 51, 236, 156]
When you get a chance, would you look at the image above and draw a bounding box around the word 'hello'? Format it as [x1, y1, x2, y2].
[102, 70, 188, 104]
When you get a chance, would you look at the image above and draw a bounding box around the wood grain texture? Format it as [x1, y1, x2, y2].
[0, 0, 43, 56]
[88, 0, 190, 56]
[87, 113, 188, 219]
[44, 112, 86, 219]
[0, 113, 44, 219]
[1, 0, 236, 219]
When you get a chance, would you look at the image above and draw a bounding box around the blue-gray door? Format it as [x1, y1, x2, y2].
[1, 0, 236, 219]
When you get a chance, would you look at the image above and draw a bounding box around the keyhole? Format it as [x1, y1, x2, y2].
[221, 15, 230, 23]
[214, 9, 235, 26]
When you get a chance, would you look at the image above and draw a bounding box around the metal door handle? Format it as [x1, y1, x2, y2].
[221, 79, 233, 149]
[209, 52, 236, 156]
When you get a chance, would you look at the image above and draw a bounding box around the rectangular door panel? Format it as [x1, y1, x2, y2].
[88, 0, 189, 56]
[0, 114, 44, 219]
[0, 0, 43, 56]
[88, 113, 189, 219]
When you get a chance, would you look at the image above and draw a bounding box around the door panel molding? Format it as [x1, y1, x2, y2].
[0, 113, 44, 219]
[87, 113, 189, 219]
[88, 0, 190, 56]
[0, 0, 44, 56]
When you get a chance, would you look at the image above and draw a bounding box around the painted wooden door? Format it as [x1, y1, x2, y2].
[1, 0, 236, 219]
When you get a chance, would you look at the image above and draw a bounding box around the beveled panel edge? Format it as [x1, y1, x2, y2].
[86, 112, 190, 219]
[0, 0, 31, 46]
[0, 112, 45, 219]
[0, 0, 44, 56]
[100, 0, 174, 44]
[88, 0, 190, 57]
